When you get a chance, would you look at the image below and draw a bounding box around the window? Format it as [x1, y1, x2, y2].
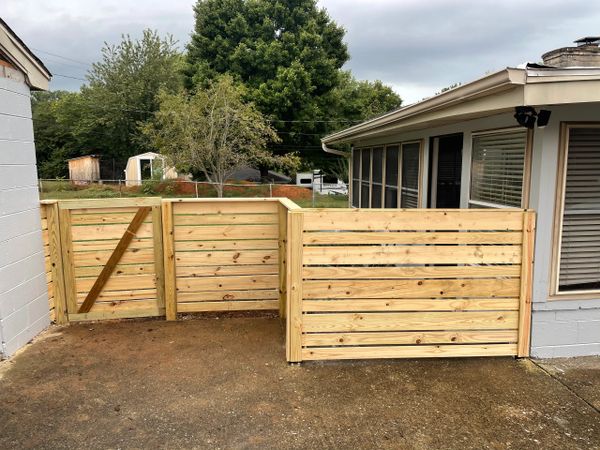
[401, 143, 420, 208]
[555, 126, 600, 294]
[384, 145, 399, 208]
[351, 142, 422, 209]
[371, 147, 383, 207]
[469, 129, 529, 208]
[352, 148, 360, 207]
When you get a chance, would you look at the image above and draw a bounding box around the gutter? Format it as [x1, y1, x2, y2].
[322, 67, 527, 144]
[321, 142, 349, 157]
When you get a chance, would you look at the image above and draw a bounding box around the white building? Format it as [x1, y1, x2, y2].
[0, 19, 51, 357]
[124, 152, 181, 186]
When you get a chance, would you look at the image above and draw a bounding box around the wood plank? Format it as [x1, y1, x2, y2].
[302, 265, 522, 280]
[286, 211, 304, 362]
[70, 207, 141, 216]
[78, 207, 151, 313]
[162, 200, 177, 320]
[175, 249, 279, 266]
[175, 239, 279, 251]
[71, 212, 152, 225]
[174, 213, 278, 226]
[176, 264, 278, 277]
[76, 289, 157, 302]
[277, 198, 302, 211]
[302, 209, 525, 231]
[302, 344, 518, 360]
[302, 330, 518, 347]
[72, 237, 154, 252]
[303, 278, 521, 299]
[174, 224, 278, 241]
[177, 289, 279, 302]
[74, 248, 155, 267]
[518, 211, 535, 357]
[76, 274, 156, 293]
[75, 263, 155, 278]
[59, 208, 78, 314]
[58, 197, 161, 210]
[47, 202, 68, 324]
[278, 203, 287, 319]
[68, 307, 161, 322]
[302, 245, 522, 265]
[303, 311, 519, 332]
[177, 300, 279, 312]
[71, 222, 153, 241]
[152, 205, 166, 311]
[304, 231, 523, 245]
[172, 200, 279, 215]
[82, 299, 159, 313]
[302, 298, 519, 312]
[177, 274, 279, 291]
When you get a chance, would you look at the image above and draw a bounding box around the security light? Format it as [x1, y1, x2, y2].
[537, 109, 552, 128]
[514, 106, 537, 129]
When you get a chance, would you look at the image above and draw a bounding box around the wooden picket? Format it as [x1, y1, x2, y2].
[285, 208, 535, 362]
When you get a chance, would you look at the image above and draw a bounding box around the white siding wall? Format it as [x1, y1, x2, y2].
[351, 103, 600, 357]
[0, 75, 49, 358]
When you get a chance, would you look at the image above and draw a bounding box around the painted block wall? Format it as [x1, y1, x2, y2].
[350, 103, 600, 357]
[0, 74, 50, 358]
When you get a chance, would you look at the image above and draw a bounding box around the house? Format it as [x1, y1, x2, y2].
[124, 152, 180, 186]
[228, 166, 292, 183]
[67, 154, 100, 184]
[321, 38, 600, 358]
[0, 19, 51, 357]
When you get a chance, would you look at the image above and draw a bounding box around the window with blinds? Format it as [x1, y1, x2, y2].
[351, 143, 421, 209]
[557, 127, 600, 293]
[469, 130, 528, 208]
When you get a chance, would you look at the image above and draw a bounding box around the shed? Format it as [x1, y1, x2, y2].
[0, 18, 51, 357]
[321, 38, 600, 358]
[67, 155, 100, 184]
[124, 152, 180, 186]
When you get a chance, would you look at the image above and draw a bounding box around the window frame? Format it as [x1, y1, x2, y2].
[468, 127, 533, 209]
[550, 122, 600, 300]
[352, 140, 425, 209]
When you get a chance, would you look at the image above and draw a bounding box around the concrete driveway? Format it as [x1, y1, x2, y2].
[1, 315, 599, 449]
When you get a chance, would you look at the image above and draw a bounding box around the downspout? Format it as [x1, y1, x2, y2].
[321, 142, 349, 156]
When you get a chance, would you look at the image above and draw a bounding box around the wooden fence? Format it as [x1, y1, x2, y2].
[286, 209, 535, 362]
[40, 199, 535, 362]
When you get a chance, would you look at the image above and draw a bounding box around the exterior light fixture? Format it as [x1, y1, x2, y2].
[514, 106, 552, 129]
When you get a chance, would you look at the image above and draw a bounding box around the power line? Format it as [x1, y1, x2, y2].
[31, 48, 92, 67]
[52, 73, 88, 82]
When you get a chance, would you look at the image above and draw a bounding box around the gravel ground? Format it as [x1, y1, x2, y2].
[1, 315, 599, 449]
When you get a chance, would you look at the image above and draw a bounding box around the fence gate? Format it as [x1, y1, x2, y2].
[45, 198, 165, 321]
[286, 209, 535, 362]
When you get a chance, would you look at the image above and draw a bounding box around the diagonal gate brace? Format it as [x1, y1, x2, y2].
[78, 206, 152, 313]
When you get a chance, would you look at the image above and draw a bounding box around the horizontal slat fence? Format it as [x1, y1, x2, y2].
[163, 199, 296, 317]
[57, 198, 165, 321]
[286, 209, 535, 362]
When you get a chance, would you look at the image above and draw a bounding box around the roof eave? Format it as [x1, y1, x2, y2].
[322, 68, 526, 145]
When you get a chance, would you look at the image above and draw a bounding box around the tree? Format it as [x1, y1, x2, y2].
[185, 0, 349, 174]
[32, 30, 184, 178]
[142, 76, 298, 197]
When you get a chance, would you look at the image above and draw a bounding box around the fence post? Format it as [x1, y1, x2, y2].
[162, 200, 177, 320]
[517, 210, 536, 357]
[46, 202, 68, 324]
[152, 204, 166, 314]
[195, 182, 199, 198]
[118, 180, 122, 197]
[278, 203, 287, 320]
[269, 183, 273, 198]
[286, 210, 304, 363]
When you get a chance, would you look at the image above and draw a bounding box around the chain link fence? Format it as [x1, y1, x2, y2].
[38, 178, 349, 208]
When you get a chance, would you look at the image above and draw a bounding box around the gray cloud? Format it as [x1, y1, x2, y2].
[3, 0, 600, 102]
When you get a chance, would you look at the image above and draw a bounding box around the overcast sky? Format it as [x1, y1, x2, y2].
[4, 0, 600, 103]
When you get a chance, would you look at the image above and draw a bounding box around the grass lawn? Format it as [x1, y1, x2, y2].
[39, 180, 349, 208]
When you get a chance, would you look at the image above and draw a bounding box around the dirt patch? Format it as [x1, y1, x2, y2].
[1, 317, 599, 449]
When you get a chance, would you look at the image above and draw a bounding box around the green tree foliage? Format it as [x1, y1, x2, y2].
[185, 0, 350, 172]
[142, 75, 299, 197]
[33, 30, 183, 178]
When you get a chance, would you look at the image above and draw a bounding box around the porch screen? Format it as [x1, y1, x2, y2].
[352, 149, 360, 207]
[469, 130, 527, 208]
[558, 127, 600, 292]
[400, 143, 420, 208]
